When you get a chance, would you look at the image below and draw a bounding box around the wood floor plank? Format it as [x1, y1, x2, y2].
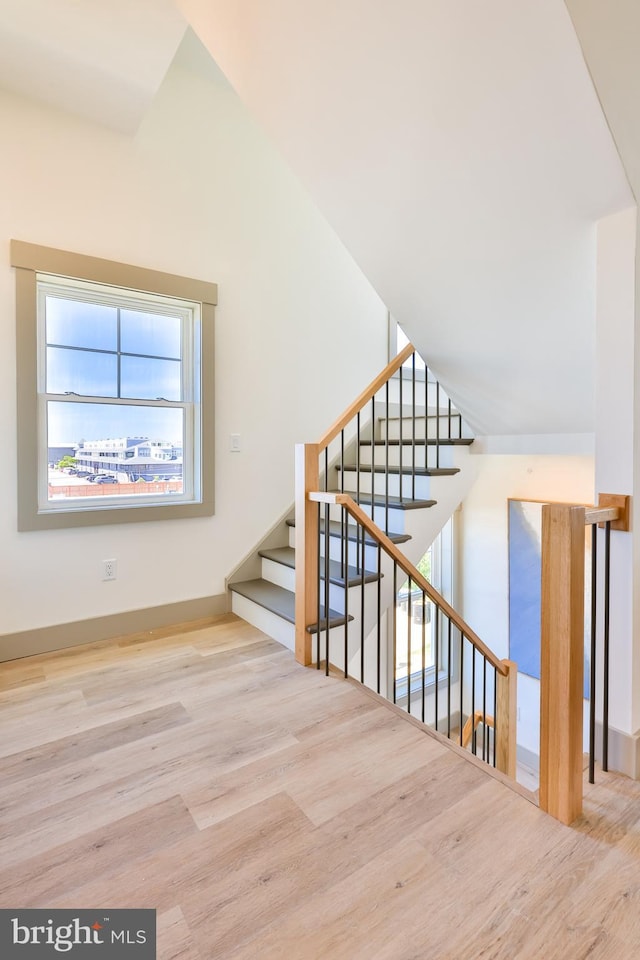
[0, 795, 198, 908]
[1, 614, 639, 959]
[157, 907, 203, 960]
[0, 702, 192, 784]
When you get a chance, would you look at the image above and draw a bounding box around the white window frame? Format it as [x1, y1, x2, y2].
[12, 240, 217, 531]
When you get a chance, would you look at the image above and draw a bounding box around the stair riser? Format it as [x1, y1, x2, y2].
[230, 593, 295, 651]
[357, 445, 456, 469]
[338, 468, 435, 500]
[261, 555, 376, 614]
[325, 536, 388, 571]
[330, 501, 409, 534]
[380, 416, 464, 441]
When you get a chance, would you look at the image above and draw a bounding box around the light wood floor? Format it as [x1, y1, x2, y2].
[1, 614, 639, 959]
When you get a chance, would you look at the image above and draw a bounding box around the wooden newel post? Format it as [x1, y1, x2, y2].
[539, 503, 585, 825]
[496, 659, 517, 778]
[295, 443, 319, 665]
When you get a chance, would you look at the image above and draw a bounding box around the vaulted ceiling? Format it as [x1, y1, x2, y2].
[0, 0, 186, 132]
[1, 0, 635, 436]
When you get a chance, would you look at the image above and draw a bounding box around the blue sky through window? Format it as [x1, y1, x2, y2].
[45, 295, 185, 445]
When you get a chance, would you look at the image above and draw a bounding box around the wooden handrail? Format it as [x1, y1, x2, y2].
[318, 343, 415, 451]
[310, 490, 507, 675]
[584, 506, 620, 526]
[460, 710, 494, 749]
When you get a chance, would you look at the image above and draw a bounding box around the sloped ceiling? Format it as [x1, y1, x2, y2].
[174, 0, 633, 436]
[0, 1, 634, 435]
[0, 0, 186, 133]
[566, 0, 640, 197]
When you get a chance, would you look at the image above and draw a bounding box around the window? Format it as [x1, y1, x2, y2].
[393, 518, 455, 699]
[12, 241, 217, 530]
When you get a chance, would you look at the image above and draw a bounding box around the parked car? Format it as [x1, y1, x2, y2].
[94, 475, 118, 484]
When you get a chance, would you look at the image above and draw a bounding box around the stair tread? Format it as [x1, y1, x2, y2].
[259, 547, 381, 586]
[327, 490, 437, 510]
[286, 517, 412, 545]
[230, 578, 353, 632]
[338, 465, 460, 477]
[383, 413, 462, 421]
[360, 438, 473, 447]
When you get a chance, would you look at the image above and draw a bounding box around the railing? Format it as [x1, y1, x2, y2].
[539, 495, 630, 825]
[294, 343, 515, 777]
[309, 492, 517, 775]
[295, 343, 467, 667]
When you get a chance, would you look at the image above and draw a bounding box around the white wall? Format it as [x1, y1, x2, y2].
[0, 33, 388, 639]
[596, 207, 636, 734]
[458, 452, 595, 757]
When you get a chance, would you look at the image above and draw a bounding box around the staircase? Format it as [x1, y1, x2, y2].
[229, 343, 517, 780]
[229, 357, 476, 654]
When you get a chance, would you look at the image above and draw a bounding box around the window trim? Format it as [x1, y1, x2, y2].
[12, 240, 217, 531]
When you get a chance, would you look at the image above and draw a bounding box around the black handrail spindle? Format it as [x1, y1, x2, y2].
[392, 562, 398, 703]
[385, 382, 390, 535]
[603, 520, 611, 772]
[421, 591, 427, 724]
[324, 500, 330, 676]
[407, 580, 412, 715]
[447, 618, 452, 739]
[471, 645, 476, 756]
[360, 529, 366, 684]
[412, 353, 416, 500]
[482, 657, 487, 763]
[316, 501, 321, 669]
[589, 522, 597, 784]
[399, 362, 403, 503]
[376, 543, 382, 694]
[435, 381, 441, 469]
[459, 632, 464, 748]
[434, 606, 439, 732]
[493, 665, 497, 768]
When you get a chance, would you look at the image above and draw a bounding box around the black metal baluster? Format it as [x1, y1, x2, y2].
[360, 525, 366, 684]
[340, 429, 345, 583]
[434, 607, 439, 732]
[459, 631, 464, 749]
[589, 522, 597, 784]
[424, 364, 429, 467]
[471, 646, 476, 755]
[385, 381, 390, 535]
[343, 506, 349, 680]
[392, 563, 398, 704]
[399, 361, 403, 503]
[412, 353, 416, 500]
[421, 591, 426, 724]
[316, 501, 321, 669]
[447, 618, 452, 739]
[376, 543, 382, 695]
[355, 414, 360, 574]
[482, 657, 487, 763]
[407, 579, 412, 715]
[493, 665, 497, 767]
[324, 500, 330, 676]
[603, 520, 611, 772]
[436, 380, 441, 469]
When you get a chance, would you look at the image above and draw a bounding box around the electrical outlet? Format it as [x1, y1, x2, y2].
[103, 558, 117, 581]
[517, 707, 521, 722]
